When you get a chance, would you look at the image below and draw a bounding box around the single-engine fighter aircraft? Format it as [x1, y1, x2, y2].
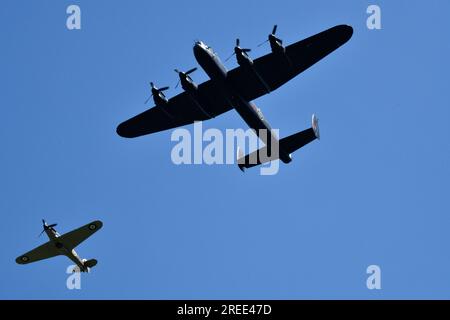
[117, 25, 353, 170]
[16, 220, 103, 272]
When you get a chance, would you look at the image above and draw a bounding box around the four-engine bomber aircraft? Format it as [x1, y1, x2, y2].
[16, 220, 103, 272]
[116, 25, 353, 170]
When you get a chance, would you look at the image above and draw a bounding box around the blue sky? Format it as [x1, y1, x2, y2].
[1, 0, 449, 299]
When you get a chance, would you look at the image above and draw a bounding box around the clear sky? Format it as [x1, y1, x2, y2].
[1, 0, 449, 299]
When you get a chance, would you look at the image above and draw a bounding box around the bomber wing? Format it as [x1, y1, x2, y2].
[227, 25, 353, 101]
[117, 81, 232, 138]
[116, 25, 352, 138]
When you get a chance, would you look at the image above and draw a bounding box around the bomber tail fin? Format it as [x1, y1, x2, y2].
[237, 114, 320, 171]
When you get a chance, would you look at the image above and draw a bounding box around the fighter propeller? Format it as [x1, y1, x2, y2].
[225, 38, 252, 62]
[39, 219, 57, 237]
[145, 82, 169, 104]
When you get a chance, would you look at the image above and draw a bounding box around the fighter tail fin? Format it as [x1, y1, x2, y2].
[83, 259, 97, 269]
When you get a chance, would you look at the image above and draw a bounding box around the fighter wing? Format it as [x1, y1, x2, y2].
[16, 241, 61, 265]
[116, 80, 233, 138]
[58, 220, 103, 250]
[227, 25, 353, 101]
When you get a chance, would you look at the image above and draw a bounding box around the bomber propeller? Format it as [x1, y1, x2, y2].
[174, 67, 197, 88]
[145, 82, 169, 104]
[257, 25, 283, 47]
[225, 38, 252, 62]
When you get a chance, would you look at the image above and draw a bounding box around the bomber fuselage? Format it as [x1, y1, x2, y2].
[193, 41, 291, 163]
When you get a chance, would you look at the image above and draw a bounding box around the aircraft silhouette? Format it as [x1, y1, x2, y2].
[16, 220, 103, 272]
[117, 25, 353, 170]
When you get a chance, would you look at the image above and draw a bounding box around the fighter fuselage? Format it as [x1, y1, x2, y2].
[44, 228, 86, 272]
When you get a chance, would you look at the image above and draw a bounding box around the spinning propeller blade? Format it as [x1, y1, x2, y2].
[226, 38, 251, 62]
[185, 67, 197, 75]
[258, 25, 281, 47]
[272, 24, 278, 35]
[174, 70, 181, 88]
[257, 39, 269, 47]
[39, 219, 57, 237]
[225, 52, 236, 62]
[174, 68, 197, 88]
[145, 82, 169, 103]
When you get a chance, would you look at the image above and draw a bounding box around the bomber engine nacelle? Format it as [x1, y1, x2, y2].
[174, 68, 198, 92]
[144, 82, 170, 107]
[226, 39, 253, 67]
[258, 25, 286, 55]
